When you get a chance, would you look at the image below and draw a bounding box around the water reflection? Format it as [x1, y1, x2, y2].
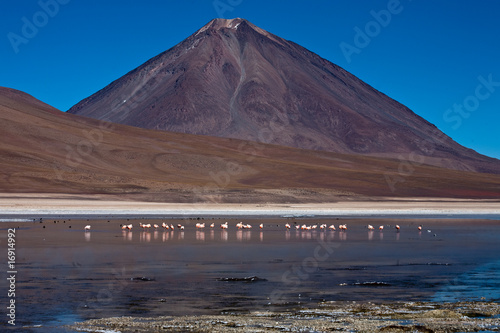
[111, 224, 436, 244]
[220, 230, 228, 242]
[84, 232, 91, 242]
[196, 230, 205, 242]
[140, 231, 151, 242]
[122, 230, 133, 241]
[236, 230, 251, 241]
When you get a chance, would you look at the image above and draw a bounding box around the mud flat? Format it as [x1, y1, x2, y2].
[68, 301, 500, 332]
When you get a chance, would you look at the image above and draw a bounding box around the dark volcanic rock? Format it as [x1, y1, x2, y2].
[68, 18, 499, 174]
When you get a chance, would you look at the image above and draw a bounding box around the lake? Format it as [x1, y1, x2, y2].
[1, 217, 500, 332]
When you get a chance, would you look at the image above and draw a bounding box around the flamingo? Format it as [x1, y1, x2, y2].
[295, 225, 300, 230]
[329, 225, 336, 230]
[379, 225, 384, 231]
[84, 225, 91, 231]
[368, 225, 374, 231]
[236, 222, 244, 229]
[210, 223, 215, 228]
[285, 223, 291, 230]
[180, 225, 185, 230]
[395, 225, 400, 231]
[320, 224, 327, 230]
[259, 223, 263, 229]
[121, 225, 128, 230]
[127, 224, 133, 230]
[243, 224, 252, 229]
[196, 223, 205, 229]
[418, 225, 422, 231]
[170, 224, 174, 230]
[162, 222, 168, 229]
[153, 224, 159, 229]
[220, 222, 228, 229]
[311, 225, 318, 229]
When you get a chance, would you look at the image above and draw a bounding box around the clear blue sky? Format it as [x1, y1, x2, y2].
[1, 0, 499, 159]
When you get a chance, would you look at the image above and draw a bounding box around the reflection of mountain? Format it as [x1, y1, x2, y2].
[2, 87, 500, 201]
[68, 18, 499, 174]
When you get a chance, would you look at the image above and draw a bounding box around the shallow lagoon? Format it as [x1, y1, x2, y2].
[2, 217, 500, 331]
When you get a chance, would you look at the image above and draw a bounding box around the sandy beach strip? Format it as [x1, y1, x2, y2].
[0, 193, 499, 218]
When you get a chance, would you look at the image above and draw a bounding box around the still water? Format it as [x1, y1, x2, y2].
[1, 217, 500, 331]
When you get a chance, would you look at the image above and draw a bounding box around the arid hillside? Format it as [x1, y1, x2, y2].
[2, 87, 500, 202]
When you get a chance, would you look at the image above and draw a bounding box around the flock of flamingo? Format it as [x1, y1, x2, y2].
[83, 222, 425, 232]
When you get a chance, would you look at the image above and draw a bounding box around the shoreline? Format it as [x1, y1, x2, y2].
[66, 301, 500, 333]
[1, 194, 500, 219]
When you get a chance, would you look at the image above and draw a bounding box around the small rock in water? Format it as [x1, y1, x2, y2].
[216, 276, 267, 283]
[131, 276, 155, 282]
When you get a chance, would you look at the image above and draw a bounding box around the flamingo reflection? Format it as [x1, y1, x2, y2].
[196, 230, 205, 241]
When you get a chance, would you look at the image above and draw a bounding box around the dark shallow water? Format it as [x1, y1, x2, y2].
[1, 217, 500, 331]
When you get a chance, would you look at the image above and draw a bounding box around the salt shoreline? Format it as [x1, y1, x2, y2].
[1, 195, 499, 219]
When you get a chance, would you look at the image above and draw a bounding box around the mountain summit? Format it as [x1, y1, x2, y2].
[68, 18, 499, 174]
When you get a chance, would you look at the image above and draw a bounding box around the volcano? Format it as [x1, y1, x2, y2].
[68, 18, 499, 174]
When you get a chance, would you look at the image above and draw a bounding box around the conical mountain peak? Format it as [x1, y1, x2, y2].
[195, 18, 277, 41]
[68, 19, 500, 174]
[196, 18, 246, 35]
[211, 17, 246, 29]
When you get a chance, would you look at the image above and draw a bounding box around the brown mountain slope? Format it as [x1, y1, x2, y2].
[68, 18, 499, 174]
[2, 87, 500, 202]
